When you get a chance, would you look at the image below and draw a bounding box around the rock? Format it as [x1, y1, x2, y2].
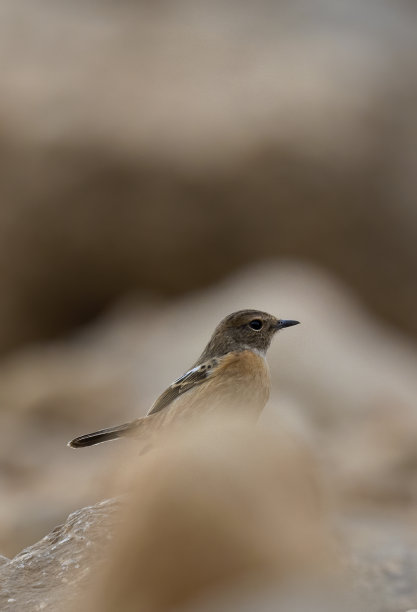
[0, 499, 121, 612]
[2, 421, 335, 612]
[0, 422, 416, 612]
[345, 514, 417, 612]
[87, 421, 333, 612]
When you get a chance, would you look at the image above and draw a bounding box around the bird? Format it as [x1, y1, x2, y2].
[68, 309, 299, 448]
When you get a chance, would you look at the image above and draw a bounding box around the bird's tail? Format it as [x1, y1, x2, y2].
[68, 421, 134, 448]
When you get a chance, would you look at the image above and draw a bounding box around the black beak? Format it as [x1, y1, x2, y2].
[276, 319, 300, 330]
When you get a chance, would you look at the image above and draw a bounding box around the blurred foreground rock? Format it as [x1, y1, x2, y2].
[0, 421, 331, 612]
[0, 422, 416, 612]
[2, 500, 417, 612]
[89, 422, 333, 612]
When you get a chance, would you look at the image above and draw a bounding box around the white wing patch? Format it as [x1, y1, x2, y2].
[173, 364, 203, 385]
[147, 358, 218, 415]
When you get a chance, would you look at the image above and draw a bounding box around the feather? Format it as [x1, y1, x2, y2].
[147, 358, 218, 415]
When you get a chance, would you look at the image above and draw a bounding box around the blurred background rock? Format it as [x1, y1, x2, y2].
[1, 0, 416, 352]
[0, 0, 416, 607]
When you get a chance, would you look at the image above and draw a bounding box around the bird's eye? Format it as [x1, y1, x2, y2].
[249, 319, 263, 331]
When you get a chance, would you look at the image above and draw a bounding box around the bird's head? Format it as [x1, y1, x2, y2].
[200, 309, 299, 359]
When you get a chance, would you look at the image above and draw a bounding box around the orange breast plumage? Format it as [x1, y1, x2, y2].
[160, 350, 271, 424]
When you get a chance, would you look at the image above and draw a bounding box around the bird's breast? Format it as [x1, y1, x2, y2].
[167, 349, 271, 422]
[215, 349, 271, 409]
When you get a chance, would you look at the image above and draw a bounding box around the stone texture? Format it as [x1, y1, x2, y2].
[0, 499, 121, 612]
[0, 465, 416, 611]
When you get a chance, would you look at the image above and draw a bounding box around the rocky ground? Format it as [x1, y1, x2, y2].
[0, 436, 416, 612]
[0, 500, 121, 612]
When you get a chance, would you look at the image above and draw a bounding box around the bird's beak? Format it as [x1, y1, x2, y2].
[276, 319, 300, 330]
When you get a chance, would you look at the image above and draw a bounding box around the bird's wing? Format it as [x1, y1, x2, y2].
[147, 358, 219, 416]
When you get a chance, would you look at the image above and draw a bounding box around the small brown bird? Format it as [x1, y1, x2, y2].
[69, 309, 299, 448]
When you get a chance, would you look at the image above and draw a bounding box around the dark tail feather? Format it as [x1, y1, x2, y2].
[68, 422, 133, 448]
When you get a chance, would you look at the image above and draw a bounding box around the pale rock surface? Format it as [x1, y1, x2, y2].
[0, 498, 416, 611]
[0, 499, 121, 612]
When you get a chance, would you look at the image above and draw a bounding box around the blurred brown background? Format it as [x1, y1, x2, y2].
[0, 0, 416, 599]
